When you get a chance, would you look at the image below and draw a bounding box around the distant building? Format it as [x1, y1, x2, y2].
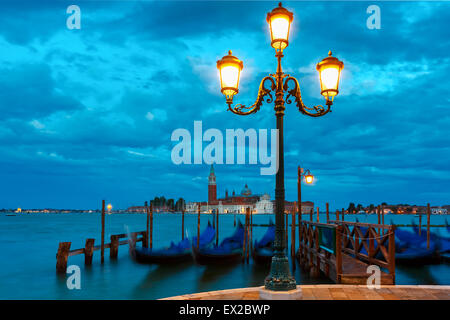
[431, 207, 448, 215]
[186, 165, 313, 214]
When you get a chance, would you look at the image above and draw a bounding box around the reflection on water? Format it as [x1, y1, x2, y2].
[0, 212, 449, 299]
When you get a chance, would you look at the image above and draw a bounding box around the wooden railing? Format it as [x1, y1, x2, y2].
[330, 220, 395, 282]
[298, 221, 342, 282]
[298, 220, 396, 284]
[56, 231, 147, 273]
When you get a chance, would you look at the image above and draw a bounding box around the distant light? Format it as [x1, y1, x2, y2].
[107, 204, 113, 214]
[305, 174, 314, 184]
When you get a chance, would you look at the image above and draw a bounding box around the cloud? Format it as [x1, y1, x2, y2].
[0, 1, 448, 209]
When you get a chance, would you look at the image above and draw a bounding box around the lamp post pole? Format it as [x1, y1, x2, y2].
[216, 3, 343, 291]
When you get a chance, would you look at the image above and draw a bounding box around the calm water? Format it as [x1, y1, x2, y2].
[0, 212, 449, 299]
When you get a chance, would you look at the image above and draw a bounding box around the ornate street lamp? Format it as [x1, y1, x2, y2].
[217, 2, 343, 291]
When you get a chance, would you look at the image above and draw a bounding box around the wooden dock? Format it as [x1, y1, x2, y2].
[298, 220, 396, 285]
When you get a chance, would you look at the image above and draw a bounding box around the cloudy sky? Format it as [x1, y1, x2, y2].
[0, 1, 449, 210]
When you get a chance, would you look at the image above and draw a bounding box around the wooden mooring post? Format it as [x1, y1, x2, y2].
[382, 205, 385, 235]
[110, 235, 119, 259]
[291, 206, 295, 258]
[377, 205, 381, 235]
[101, 200, 105, 264]
[336, 209, 339, 221]
[250, 208, 253, 254]
[197, 205, 200, 249]
[297, 166, 302, 255]
[149, 203, 153, 249]
[146, 201, 150, 247]
[427, 203, 431, 249]
[341, 208, 345, 221]
[316, 207, 320, 223]
[56, 242, 71, 273]
[181, 208, 185, 240]
[216, 209, 219, 247]
[418, 212, 422, 236]
[285, 211, 289, 251]
[326, 202, 329, 223]
[85, 239, 95, 265]
[309, 208, 313, 221]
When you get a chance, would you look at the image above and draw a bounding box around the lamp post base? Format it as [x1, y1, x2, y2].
[264, 255, 297, 291]
[259, 286, 302, 300]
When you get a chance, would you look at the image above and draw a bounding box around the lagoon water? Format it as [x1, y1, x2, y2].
[0, 212, 449, 299]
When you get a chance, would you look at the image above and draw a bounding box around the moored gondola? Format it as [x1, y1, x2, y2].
[192, 221, 245, 265]
[252, 220, 275, 264]
[134, 222, 215, 264]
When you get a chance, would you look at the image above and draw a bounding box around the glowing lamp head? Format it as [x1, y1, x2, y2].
[217, 50, 243, 105]
[316, 51, 344, 103]
[305, 174, 314, 184]
[107, 204, 112, 213]
[267, 3, 293, 51]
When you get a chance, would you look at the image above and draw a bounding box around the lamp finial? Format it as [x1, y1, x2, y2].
[328, 50, 332, 56]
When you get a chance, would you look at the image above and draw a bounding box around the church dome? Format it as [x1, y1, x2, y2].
[241, 184, 252, 196]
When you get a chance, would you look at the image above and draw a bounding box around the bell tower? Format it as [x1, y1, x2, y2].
[208, 165, 217, 205]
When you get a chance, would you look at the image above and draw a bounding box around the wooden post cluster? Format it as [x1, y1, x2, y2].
[57, 231, 147, 271]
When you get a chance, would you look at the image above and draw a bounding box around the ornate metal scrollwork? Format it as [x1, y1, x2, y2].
[228, 76, 276, 115]
[283, 76, 332, 117]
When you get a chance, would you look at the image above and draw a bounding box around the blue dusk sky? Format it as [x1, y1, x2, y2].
[0, 1, 449, 210]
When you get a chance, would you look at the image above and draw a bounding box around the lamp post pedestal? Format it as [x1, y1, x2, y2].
[259, 286, 302, 300]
